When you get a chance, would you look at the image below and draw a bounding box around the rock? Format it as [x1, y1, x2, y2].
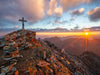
[37, 61, 50, 67]
[0, 73, 6, 75]
[74, 72, 83, 75]
[3, 46, 10, 51]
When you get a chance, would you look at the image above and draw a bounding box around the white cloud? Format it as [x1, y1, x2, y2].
[79, 8, 85, 13]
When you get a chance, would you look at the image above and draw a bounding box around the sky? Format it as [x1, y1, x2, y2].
[0, 0, 100, 31]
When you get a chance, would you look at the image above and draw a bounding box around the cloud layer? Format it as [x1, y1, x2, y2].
[0, 0, 93, 23]
[0, 0, 100, 29]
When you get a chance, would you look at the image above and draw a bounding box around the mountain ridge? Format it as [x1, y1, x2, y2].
[0, 30, 93, 75]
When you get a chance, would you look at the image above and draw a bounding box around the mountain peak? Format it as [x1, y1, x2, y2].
[0, 30, 91, 75]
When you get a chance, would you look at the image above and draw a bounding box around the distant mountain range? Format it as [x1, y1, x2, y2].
[44, 36, 100, 56]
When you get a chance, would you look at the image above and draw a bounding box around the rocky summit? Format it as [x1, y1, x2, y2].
[0, 30, 91, 75]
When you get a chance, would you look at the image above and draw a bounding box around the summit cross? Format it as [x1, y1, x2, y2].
[19, 17, 27, 30]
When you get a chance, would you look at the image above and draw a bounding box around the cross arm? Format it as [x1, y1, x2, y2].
[19, 19, 27, 22]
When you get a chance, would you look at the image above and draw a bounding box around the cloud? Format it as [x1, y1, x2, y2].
[52, 20, 68, 24]
[47, 0, 63, 17]
[54, 7, 63, 17]
[70, 8, 85, 16]
[0, 0, 19, 19]
[74, 25, 79, 29]
[60, 0, 90, 11]
[4, 15, 19, 23]
[53, 20, 62, 24]
[0, 0, 47, 26]
[87, 7, 100, 21]
[71, 17, 75, 20]
[47, 0, 57, 16]
[14, 25, 19, 28]
[18, 0, 45, 22]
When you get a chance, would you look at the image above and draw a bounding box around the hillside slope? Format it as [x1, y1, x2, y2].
[0, 30, 91, 75]
[80, 52, 100, 75]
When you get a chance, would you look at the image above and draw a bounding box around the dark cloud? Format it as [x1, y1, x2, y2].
[70, 8, 85, 16]
[88, 7, 100, 21]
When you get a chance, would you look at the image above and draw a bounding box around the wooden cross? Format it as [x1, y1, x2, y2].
[19, 17, 27, 30]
